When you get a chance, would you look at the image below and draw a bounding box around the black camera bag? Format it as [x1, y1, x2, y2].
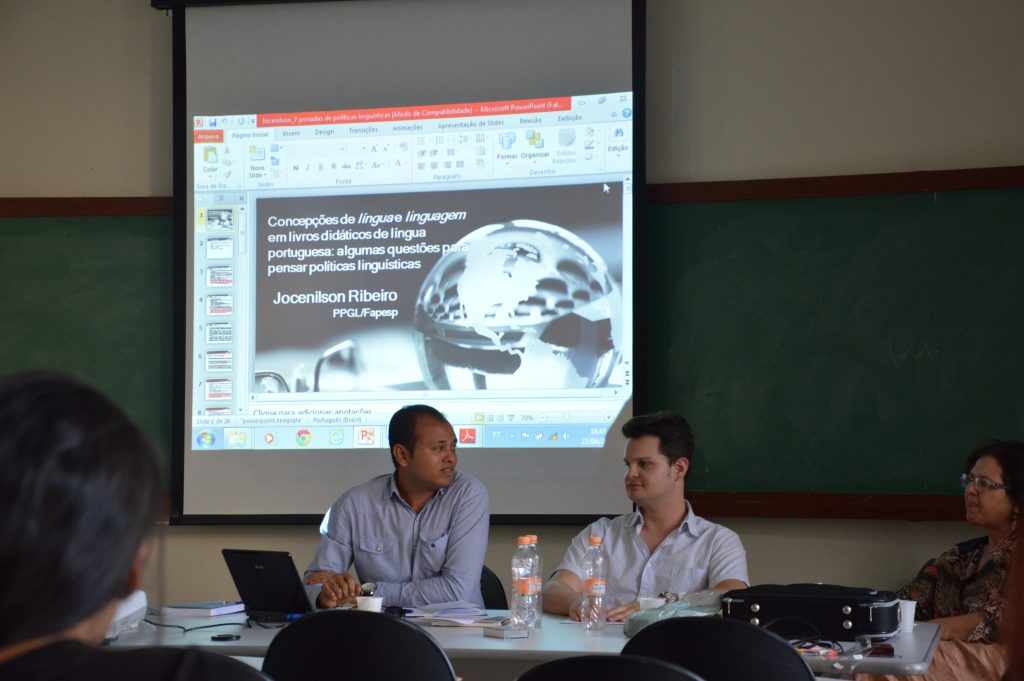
[721, 583, 900, 640]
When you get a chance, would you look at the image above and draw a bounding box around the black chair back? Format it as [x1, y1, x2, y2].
[202, 653, 272, 679]
[262, 609, 456, 681]
[480, 564, 509, 609]
[517, 654, 707, 681]
[621, 616, 815, 681]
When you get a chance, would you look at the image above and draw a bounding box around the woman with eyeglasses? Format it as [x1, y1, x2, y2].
[858, 440, 1023, 681]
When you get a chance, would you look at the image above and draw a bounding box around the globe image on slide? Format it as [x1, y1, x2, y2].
[414, 219, 622, 390]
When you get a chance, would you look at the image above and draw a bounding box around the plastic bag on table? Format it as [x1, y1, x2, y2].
[623, 590, 722, 638]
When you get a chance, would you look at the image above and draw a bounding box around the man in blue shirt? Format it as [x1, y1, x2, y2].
[543, 411, 749, 622]
[305, 405, 490, 608]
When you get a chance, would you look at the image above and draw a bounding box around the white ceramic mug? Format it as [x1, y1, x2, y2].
[356, 596, 384, 613]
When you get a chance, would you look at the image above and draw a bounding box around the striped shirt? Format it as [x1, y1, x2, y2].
[305, 471, 489, 608]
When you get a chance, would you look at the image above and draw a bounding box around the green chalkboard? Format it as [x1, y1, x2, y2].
[641, 188, 1024, 496]
[2, 189, 1021, 504]
[0, 216, 174, 456]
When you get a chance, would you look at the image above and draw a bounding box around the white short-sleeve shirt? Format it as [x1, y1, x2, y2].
[554, 502, 749, 607]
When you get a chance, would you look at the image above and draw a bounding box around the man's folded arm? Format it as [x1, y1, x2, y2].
[543, 569, 584, 616]
[706, 529, 749, 592]
[304, 506, 354, 607]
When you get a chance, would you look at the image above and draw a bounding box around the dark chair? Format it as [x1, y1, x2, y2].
[480, 564, 508, 609]
[202, 653, 272, 680]
[517, 654, 707, 681]
[621, 616, 816, 681]
[262, 609, 456, 681]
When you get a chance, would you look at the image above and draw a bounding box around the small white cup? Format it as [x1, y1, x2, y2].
[356, 596, 384, 613]
[898, 599, 916, 634]
[638, 597, 667, 610]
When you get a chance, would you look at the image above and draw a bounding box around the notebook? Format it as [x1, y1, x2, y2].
[160, 600, 245, 617]
[221, 549, 314, 622]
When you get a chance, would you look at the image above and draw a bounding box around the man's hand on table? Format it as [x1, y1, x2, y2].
[306, 570, 360, 608]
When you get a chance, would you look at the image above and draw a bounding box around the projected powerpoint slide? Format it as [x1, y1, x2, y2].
[253, 182, 625, 394]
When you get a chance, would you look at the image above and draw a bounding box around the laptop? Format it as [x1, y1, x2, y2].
[222, 549, 315, 622]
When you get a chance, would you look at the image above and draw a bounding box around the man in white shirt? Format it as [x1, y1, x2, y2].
[543, 411, 749, 622]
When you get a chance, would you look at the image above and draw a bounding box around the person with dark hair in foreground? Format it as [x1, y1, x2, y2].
[543, 411, 749, 621]
[858, 440, 1023, 681]
[304, 404, 489, 608]
[0, 372, 255, 680]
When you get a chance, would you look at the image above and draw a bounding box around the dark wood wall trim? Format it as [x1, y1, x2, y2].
[3, 166, 1022, 217]
[0, 197, 173, 217]
[687, 492, 963, 521]
[649, 164, 1024, 203]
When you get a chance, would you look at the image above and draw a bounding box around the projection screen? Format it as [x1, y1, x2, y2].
[168, 0, 644, 521]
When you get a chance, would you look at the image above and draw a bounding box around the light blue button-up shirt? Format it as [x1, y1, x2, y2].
[304, 471, 489, 608]
[555, 502, 748, 607]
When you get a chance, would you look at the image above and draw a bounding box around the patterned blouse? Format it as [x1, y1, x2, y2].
[898, 533, 1017, 643]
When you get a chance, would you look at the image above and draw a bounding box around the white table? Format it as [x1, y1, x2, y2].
[110, 612, 623, 680]
[805, 622, 942, 678]
[109, 612, 940, 680]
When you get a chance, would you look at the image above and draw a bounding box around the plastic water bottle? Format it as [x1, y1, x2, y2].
[528, 535, 543, 629]
[511, 535, 539, 629]
[580, 535, 607, 630]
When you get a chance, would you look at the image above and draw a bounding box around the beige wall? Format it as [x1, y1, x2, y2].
[3, 0, 1023, 195]
[645, 0, 1024, 181]
[0, 1, 173, 196]
[3, 0, 1019, 603]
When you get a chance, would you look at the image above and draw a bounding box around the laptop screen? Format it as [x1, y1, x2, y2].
[222, 549, 313, 621]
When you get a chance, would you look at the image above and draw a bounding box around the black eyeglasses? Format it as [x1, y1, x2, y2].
[960, 473, 1011, 493]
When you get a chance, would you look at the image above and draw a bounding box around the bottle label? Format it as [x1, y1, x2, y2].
[583, 578, 606, 596]
[514, 577, 540, 595]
